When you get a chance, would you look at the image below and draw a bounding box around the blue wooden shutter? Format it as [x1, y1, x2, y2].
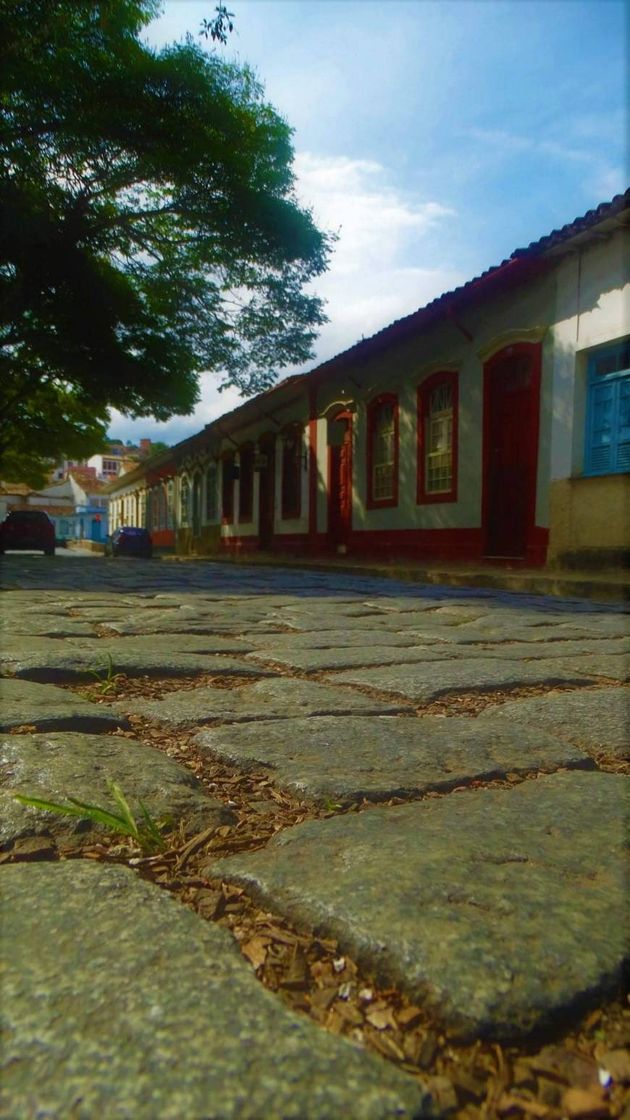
[616, 377, 630, 472]
[587, 381, 615, 474]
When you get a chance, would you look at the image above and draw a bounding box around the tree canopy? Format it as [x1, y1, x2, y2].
[0, 0, 330, 483]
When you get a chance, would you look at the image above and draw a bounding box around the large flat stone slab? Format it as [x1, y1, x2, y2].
[196, 714, 593, 802]
[119, 678, 407, 727]
[0, 862, 428, 1119]
[213, 772, 628, 1039]
[94, 633, 256, 655]
[0, 615, 97, 637]
[0, 732, 231, 846]
[492, 686, 630, 761]
[563, 654, 629, 681]
[246, 637, 629, 672]
[326, 658, 600, 702]
[0, 678, 129, 733]
[0, 637, 274, 682]
[246, 644, 452, 672]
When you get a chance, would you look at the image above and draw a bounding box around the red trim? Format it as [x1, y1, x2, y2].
[416, 371, 459, 504]
[482, 341, 542, 560]
[217, 524, 549, 566]
[366, 394, 399, 509]
[308, 388, 318, 539]
[238, 442, 254, 524]
[151, 529, 176, 548]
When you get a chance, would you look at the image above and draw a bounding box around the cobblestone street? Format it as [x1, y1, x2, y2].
[1, 554, 628, 1119]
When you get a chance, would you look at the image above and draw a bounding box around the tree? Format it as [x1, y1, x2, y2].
[0, 0, 330, 480]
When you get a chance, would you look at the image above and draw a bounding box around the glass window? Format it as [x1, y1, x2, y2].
[368, 397, 398, 506]
[166, 480, 174, 528]
[584, 340, 630, 476]
[417, 372, 458, 503]
[180, 477, 190, 527]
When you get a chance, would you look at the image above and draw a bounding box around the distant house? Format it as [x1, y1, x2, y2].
[0, 473, 109, 542]
[106, 190, 630, 571]
[50, 439, 156, 485]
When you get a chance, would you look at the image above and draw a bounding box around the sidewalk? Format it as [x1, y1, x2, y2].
[164, 552, 629, 604]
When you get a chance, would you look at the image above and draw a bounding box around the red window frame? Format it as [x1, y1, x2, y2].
[366, 394, 399, 509]
[238, 443, 254, 523]
[417, 371, 458, 504]
[221, 452, 235, 524]
[281, 424, 303, 520]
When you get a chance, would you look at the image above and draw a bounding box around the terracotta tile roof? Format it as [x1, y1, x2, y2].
[103, 189, 629, 492]
[208, 189, 630, 433]
[0, 482, 33, 496]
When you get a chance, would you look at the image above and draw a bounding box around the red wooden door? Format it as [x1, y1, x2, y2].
[483, 344, 541, 559]
[257, 435, 276, 548]
[328, 414, 352, 547]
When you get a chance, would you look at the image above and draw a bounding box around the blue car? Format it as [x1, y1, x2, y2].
[106, 526, 153, 558]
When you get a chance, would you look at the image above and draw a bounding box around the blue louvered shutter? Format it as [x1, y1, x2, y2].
[585, 342, 630, 476]
[616, 377, 630, 472]
[586, 382, 614, 473]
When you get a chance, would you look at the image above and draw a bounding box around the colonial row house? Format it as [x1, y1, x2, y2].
[105, 191, 630, 571]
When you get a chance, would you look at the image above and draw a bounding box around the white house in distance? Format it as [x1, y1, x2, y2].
[106, 190, 630, 572]
[0, 472, 109, 542]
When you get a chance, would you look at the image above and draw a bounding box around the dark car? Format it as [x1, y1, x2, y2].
[105, 526, 153, 558]
[0, 510, 56, 555]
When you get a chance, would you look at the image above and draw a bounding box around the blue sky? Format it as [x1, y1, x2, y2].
[109, 0, 627, 445]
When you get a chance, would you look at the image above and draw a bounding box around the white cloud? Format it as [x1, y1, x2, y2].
[294, 153, 463, 362]
[109, 154, 462, 442]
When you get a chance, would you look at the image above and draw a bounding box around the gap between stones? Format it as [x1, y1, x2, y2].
[22, 656, 628, 1113]
[6, 761, 627, 1120]
[6, 718, 629, 1119]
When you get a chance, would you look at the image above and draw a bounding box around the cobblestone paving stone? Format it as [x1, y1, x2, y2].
[0, 637, 275, 682]
[0, 678, 130, 733]
[1, 731, 233, 845]
[325, 657, 606, 701]
[213, 771, 628, 1038]
[195, 713, 594, 801]
[0, 862, 430, 1119]
[0, 554, 628, 1117]
[244, 637, 628, 673]
[491, 686, 630, 760]
[119, 677, 408, 726]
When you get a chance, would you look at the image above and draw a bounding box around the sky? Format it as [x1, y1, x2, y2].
[108, 0, 628, 446]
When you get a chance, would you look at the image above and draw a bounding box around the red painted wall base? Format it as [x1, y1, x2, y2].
[218, 526, 550, 567]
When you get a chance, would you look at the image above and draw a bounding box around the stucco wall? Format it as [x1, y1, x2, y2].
[547, 474, 630, 566]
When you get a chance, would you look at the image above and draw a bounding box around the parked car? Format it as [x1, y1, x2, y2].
[0, 510, 56, 555]
[105, 526, 153, 558]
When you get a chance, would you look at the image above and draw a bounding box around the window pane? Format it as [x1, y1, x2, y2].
[425, 381, 453, 493]
[371, 403, 395, 500]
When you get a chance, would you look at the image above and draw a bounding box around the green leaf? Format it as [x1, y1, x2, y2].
[107, 782, 139, 838]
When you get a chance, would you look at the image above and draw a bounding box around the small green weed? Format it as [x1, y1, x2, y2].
[14, 781, 167, 853]
[87, 653, 120, 695]
[322, 798, 343, 812]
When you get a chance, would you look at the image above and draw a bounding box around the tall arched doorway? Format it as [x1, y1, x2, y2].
[257, 432, 276, 549]
[327, 410, 353, 551]
[483, 342, 541, 560]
